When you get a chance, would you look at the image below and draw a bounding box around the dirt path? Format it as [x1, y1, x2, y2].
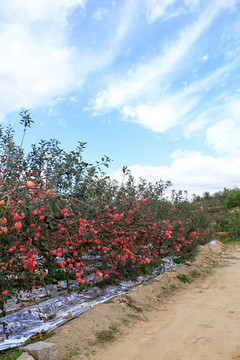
[48, 242, 240, 360]
[96, 246, 240, 360]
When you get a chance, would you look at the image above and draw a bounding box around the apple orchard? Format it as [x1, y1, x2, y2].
[0, 112, 215, 317]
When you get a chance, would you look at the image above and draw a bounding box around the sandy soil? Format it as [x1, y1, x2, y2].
[47, 241, 240, 360]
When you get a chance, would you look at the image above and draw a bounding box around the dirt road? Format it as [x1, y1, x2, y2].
[96, 246, 240, 360]
[48, 242, 240, 360]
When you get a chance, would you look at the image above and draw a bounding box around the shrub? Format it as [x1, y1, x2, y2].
[226, 212, 240, 241]
[226, 189, 240, 209]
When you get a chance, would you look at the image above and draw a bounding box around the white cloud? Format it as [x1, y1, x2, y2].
[229, 98, 240, 120]
[183, 62, 235, 96]
[145, 0, 201, 22]
[0, 0, 142, 119]
[184, 0, 200, 8]
[98, 59, 235, 134]
[69, 96, 78, 103]
[92, 8, 110, 21]
[111, 150, 240, 196]
[200, 54, 209, 62]
[0, 24, 78, 112]
[113, 0, 139, 47]
[122, 96, 197, 132]
[207, 119, 240, 154]
[0, 0, 88, 118]
[92, 59, 238, 135]
[91, 0, 237, 113]
[0, 0, 87, 24]
[206, 98, 240, 154]
[123, 103, 178, 132]
[183, 116, 208, 138]
[145, 0, 178, 22]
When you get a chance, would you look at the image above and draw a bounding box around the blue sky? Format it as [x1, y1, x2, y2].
[1, 0, 240, 197]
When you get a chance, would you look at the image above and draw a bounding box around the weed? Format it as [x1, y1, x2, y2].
[177, 274, 190, 283]
[96, 330, 114, 343]
[24, 330, 55, 346]
[190, 269, 201, 277]
[64, 346, 80, 358]
[141, 264, 154, 275]
[104, 298, 114, 304]
[0, 349, 24, 360]
[96, 324, 118, 343]
[133, 307, 142, 313]
[120, 317, 130, 326]
[172, 257, 184, 264]
[88, 340, 95, 346]
[109, 324, 118, 332]
[201, 268, 212, 275]
[127, 314, 139, 319]
[171, 284, 177, 289]
[162, 286, 167, 291]
[144, 303, 152, 311]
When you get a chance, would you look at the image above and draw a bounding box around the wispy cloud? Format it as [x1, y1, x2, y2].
[0, 0, 139, 118]
[145, 0, 200, 22]
[0, 0, 87, 24]
[92, 8, 110, 21]
[91, 0, 237, 113]
[145, 0, 178, 22]
[110, 0, 139, 50]
[0, 0, 87, 117]
[122, 96, 198, 133]
[200, 54, 209, 62]
[96, 59, 237, 135]
[206, 98, 240, 154]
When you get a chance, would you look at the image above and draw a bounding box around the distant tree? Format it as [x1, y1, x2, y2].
[192, 193, 201, 202]
[203, 191, 211, 200]
[226, 188, 240, 208]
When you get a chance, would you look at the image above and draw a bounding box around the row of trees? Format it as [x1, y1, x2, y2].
[0, 112, 214, 322]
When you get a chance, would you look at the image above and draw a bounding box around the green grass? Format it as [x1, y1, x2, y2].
[104, 298, 114, 304]
[201, 268, 213, 275]
[88, 340, 95, 346]
[96, 330, 114, 343]
[176, 274, 190, 283]
[190, 269, 201, 277]
[120, 317, 130, 326]
[172, 257, 184, 264]
[96, 324, 118, 343]
[62, 345, 81, 360]
[0, 350, 24, 360]
[127, 314, 139, 319]
[24, 330, 55, 346]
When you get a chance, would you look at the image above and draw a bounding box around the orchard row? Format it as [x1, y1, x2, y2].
[0, 176, 214, 315]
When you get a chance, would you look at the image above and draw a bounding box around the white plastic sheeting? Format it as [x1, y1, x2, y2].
[0, 257, 176, 350]
[2, 239, 219, 351]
